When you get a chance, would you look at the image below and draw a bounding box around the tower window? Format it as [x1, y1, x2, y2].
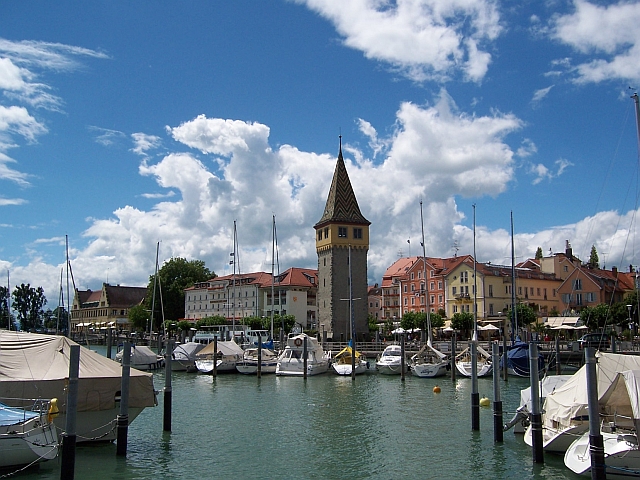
[353, 228, 362, 239]
[338, 227, 347, 238]
[324, 227, 329, 239]
[317, 231, 322, 241]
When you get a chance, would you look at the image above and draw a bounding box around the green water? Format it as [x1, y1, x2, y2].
[13, 348, 579, 479]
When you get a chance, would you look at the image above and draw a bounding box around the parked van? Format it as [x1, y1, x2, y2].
[577, 332, 611, 350]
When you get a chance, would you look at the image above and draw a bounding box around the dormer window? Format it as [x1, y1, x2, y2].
[338, 227, 347, 238]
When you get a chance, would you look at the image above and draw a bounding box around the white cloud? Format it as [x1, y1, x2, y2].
[551, 0, 640, 83]
[531, 85, 554, 105]
[528, 157, 573, 184]
[0, 197, 27, 206]
[88, 126, 127, 147]
[516, 138, 537, 158]
[0, 152, 31, 187]
[131, 132, 162, 156]
[297, 0, 502, 82]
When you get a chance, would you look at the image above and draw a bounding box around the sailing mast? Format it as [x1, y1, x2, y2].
[420, 201, 433, 347]
[6, 269, 10, 331]
[150, 241, 159, 344]
[270, 215, 275, 341]
[473, 204, 478, 342]
[510, 211, 518, 343]
[231, 220, 238, 341]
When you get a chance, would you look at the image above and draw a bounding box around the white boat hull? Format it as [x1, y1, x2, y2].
[523, 422, 589, 453]
[331, 361, 369, 376]
[195, 359, 238, 373]
[376, 362, 408, 375]
[411, 361, 449, 378]
[455, 360, 492, 378]
[276, 359, 330, 376]
[236, 362, 277, 375]
[565, 431, 640, 478]
[0, 417, 58, 468]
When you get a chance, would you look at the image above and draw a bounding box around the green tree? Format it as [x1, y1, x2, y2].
[506, 303, 537, 327]
[580, 304, 615, 330]
[535, 247, 543, 260]
[12, 283, 46, 331]
[267, 314, 296, 335]
[0, 285, 16, 330]
[367, 313, 378, 333]
[128, 304, 150, 332]
[196, 315, 227, 328]
[245, 316, 264, 330]
[588, 245, 600, 269]
[400, 311, 419, 331]
[429, 312, 445, 329]
[451, 311, 474, 338]
[146, 258, 214, 328]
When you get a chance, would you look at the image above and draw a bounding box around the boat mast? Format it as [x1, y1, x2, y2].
[65, 235, 70, 337]
[270, 215, 275, 341]
[6, 269, 10, 331]
[150, 241, 159, 342]
[420, 201, 433, 347]
[510, 211, 518, 342]
[473, 204, 478, 342]
[232, 220, 237, 342]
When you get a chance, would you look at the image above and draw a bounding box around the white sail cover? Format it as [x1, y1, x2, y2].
[0, 331, 156, 412]
[598, 369, 640, 430]
[543, 352, 640, 431]
[196, 340, 244, 358]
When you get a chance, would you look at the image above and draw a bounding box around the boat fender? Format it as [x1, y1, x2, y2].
[479, 396, 490, 407]
[48, 398, 60, 422]
[433, 385, 441, 393]
[294, 338, 302, 347]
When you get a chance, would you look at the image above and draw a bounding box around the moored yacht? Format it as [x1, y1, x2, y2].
[276, 333, 331, 376]
[376, 344, 408, 375]
[331, 345, 369, 376]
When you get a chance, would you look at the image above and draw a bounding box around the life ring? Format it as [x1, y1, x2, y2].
[294, 338, 303, 347]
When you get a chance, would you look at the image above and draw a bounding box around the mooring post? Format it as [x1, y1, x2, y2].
[257, 333, 262, 379]
[60, 344, 79, 480]
[351, 340, 356, 381]
[585, 347, 605, 479]
[400, 333, 406, 382]
[213, 337, 218, 377]
[529, 342, 543, 463]
[303, 336, 308, 379]
[451, 333, 456, 382]
[492, 342, 503, 443]
[163, 339, 172, 432]
[107, 327, 113, 359]
[471, 341, 479, 431]
[116, 341, 131, 456]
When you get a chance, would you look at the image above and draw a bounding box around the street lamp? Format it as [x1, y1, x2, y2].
[628, 304, 635, 338]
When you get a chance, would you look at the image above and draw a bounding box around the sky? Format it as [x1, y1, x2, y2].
[2, 0, 640, 310]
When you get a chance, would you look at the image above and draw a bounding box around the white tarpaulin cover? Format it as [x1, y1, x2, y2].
[598, 369, 640, 430]
[543, 352, 640, 431]
[0, 330, 156, 412]
[196, 340, 245, 358]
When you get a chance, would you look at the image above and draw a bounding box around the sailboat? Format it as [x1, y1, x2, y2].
[410, 201, 449, 378]
[455, 204, 492, 378]
[500, 212, 545, 377]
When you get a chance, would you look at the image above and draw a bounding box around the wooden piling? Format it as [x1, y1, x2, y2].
[303, 336, 308, 379]
[492, 342, 503, 443]
[116, 341, 131, 456]
[163, 340, 172, 432]
[471, 341, 479, 431]
[529, 342, 543, 463]
[585, 347, 606, 479]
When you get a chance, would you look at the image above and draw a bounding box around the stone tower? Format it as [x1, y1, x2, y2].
[314, 140, 370, 341]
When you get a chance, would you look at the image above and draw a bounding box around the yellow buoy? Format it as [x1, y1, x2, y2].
[48, 397, 60, 422]
[479, 396, 490, 407]
[433, 385, 441, 393]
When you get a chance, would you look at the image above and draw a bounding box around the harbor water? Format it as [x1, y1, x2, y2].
[15, 346, 580, 480]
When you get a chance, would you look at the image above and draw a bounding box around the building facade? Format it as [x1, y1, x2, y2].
[71, 283, 147, 331]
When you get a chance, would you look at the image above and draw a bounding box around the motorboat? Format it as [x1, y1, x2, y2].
[276, 333, 331, 376]
[504, 374, 573, 434]
[170, 342, 205, 372]
[376, 344, 408, 375]
[236, 347, 278, 375]
[524, 351, 640, 453]
[410, 343, 449, 378]
[0, 399, 59, 468]
[194, 340, 245, 373]
[455, 344, 492, 377]
[331, 346, 369, 376]
[115, 344, 164, 370]
[0, 331, 156, 443]
[564, 369, 640, 478]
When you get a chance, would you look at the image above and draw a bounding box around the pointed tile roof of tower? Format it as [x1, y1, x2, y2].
[315, 139, 370, 228]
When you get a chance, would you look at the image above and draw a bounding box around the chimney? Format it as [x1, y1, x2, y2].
[630, 265, 635, 273]
[612, 266, 618, 275]
[565, 240, 572, 259]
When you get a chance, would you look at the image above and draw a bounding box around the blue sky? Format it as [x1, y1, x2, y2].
[2, 0, 640, 308]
